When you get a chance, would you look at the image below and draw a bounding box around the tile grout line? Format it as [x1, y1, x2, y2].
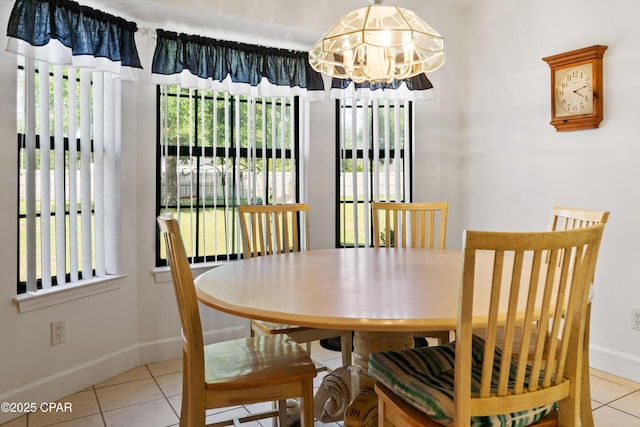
[4, 362, 640, 426]
[589, 372, 640, 390]
[26, 387, 105, 427]
[146, 363, 181, 422]
[92, 366, 177, 425]
[596, 389, 640, 419]
[91, 385, 108, 427]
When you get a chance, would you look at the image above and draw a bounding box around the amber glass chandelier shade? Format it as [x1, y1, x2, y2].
[309, 4, 445, 84]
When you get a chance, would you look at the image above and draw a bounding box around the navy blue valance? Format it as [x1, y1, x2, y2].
[6, 0, 141, 76]
[330, 74, 434, 101]
[151, 29, 325, 100]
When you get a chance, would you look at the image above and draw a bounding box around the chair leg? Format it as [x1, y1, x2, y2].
[341, 331, 353, 366]
[378, 392, 391, 427]
[277, 399, 287, 426]
[581, 304, 594, 427]
[557, 395, 581, 427]
[301, 379, 315, 427]
[180, 375, 192, 427]
[182, 351, 206, 427]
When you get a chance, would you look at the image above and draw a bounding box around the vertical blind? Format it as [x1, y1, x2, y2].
[337, 96, 412, 247]
[18, 60, 122, 291]
[10, 0, 140, 293]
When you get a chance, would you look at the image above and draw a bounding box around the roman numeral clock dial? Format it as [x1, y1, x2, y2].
[543, 45, 607, 131]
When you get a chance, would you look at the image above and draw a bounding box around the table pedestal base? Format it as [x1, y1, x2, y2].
[344, 331, 414, 427]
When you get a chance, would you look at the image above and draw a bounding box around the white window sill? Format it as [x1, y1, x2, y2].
[14, 275, 125, 313]
[153, 261, 224, 284]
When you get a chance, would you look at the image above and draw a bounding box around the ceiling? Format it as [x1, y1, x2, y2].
[85, 0, 480, 50]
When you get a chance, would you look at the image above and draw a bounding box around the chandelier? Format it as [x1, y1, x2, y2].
[309, 0, 445, 84]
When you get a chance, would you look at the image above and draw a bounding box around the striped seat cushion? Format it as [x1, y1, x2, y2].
[368, 334, 555, 426]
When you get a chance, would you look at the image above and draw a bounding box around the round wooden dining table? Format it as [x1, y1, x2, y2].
[195, 247, 466, 332]
[195, 246, 471, 425]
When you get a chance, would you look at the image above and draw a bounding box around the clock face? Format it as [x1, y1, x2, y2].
[554, 63, 594, 117]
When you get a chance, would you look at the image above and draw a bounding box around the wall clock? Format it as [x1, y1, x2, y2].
[542, 45, 607, 131]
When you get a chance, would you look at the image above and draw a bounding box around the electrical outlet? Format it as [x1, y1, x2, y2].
[51, 320, 66, 345]
[631, 308, 640, 331]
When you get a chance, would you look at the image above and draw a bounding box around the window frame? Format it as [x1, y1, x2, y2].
[335, 98, 414, 248]
[155, 86, 302, 267]
[16, 58, 123, 299]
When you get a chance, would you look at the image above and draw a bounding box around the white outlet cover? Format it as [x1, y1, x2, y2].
[631, 308, 640, 331]
[51, 320, 66, 345]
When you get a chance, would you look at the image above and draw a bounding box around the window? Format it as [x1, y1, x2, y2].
[336, 98, 413, 247]
[17, 57, 121, 294]
[156, 86, 301, 265]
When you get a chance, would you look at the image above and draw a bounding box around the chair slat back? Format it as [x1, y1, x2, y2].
[371, 201, 448, 249]
[238, 203, 310, 258]
[548, 205, 609, 232]
[157, 214, 205, 364]
[548, 205, 609, 284]
[455, 225, 605, 424]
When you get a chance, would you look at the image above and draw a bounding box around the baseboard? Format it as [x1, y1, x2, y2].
[137, 325, 247, 363]
[0, 343, 139, 424]
[0, 325, 247, 425]
[590, 342, 640, 383]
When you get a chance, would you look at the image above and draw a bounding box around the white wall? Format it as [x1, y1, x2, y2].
[0, 0, 140, 418]
[2, 0, 640, 423]
[0, 5, 247, 423]
[460, 0, 640, 381]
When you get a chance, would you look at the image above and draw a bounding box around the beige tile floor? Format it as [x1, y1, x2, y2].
[2, 341, 640, 426]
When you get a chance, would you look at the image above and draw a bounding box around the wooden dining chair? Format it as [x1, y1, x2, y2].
[369, 224, 605, 426]
[548, 205, 609, 427]
[371, 201, 451, 345]
[474, 205, 609, 426]
[371, 201, 448, 250]
[157, 213, 317, 427]
[238, 203, 353, 368]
